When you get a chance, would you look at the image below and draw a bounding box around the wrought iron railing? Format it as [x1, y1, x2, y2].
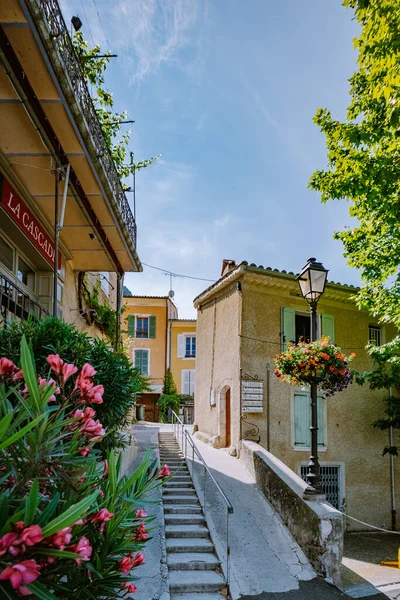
[26, 0, 137, 248]
[0, 274, 49, 324]
[171, 411, 233, 596]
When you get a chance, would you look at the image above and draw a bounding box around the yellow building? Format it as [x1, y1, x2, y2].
[122, 295, 196, 421]
[0, 0, 141, 341]
[194, 259, 399, 530]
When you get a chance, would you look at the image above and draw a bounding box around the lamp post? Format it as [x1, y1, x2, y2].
[296, 258, 328, 495]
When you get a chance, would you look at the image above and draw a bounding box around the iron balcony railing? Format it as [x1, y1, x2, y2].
[171, 411, 233, 596]
[0, 273, 49, 323]
[26, 0, 137, 248]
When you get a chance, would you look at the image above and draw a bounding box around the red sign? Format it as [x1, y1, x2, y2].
[0, 176, 61, 269]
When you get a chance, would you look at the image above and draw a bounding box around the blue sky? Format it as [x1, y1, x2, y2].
[61, 0, 359, 318]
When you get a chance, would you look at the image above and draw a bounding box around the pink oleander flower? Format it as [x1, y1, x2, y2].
[13, 522, 25, 532]
[86, 384, 104, 404]
[133, 524, 148, 541]
[20, 525, 43, 547]
[78, 378, 94, 396]
[46, 354, 63, 375]
[79, 446, 91, 457]
[0, 533, 21, 557]
[130, 552, 145, 569]
[48, 527, 72, 550]
[80, 363, 97, 380]
[0, 358, 17, 377]
[91, 508, 114, 525]
[83, 407, 96, 420]
[61, 362, 78, 383]
[136, 509, 147, 518]
[120, 554, 133, 574]
[69, 536, 92, 565]
[38, 377, 60, 403]
[123, 582, 138, 594]
[81, 418, 105, 441]
[0, 559, 41, 595]
[159, 464, 171, 478]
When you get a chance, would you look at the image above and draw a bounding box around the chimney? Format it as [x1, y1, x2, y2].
[221, 259, 236, 277]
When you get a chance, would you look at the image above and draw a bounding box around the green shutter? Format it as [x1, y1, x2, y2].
[281, 307, 296, 350]
[294, 392, 310, 446]
[149, 316, 156, 339]
[317, 395, 324, 446]
[141, 350, 149, 375]
[321, 314, 335, 343]
[128, 315, 136, 337]
[134, 349, 141, 371]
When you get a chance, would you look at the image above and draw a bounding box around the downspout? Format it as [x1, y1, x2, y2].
[166, 319, 172, 371]
[266, 363, 271, 452]
[390, 386, 397, 530]
[52, 169, 59, 317]
[165, 302, 169, 377]
[115, 273, 123, 352]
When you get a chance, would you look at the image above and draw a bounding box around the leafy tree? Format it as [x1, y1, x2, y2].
[72, 31, 158, 184]
[309, 0, 400, 327]
[163, 369, 177, 395]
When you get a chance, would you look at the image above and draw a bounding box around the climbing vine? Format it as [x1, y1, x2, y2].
[78, 272, 117, 342]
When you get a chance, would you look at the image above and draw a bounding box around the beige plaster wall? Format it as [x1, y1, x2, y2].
[195, 282, 242, 448]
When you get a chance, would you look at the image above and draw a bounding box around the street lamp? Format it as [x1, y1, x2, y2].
[296, 258, 328, 495]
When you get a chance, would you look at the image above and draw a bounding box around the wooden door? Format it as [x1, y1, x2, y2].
[226, 388, 231, 447]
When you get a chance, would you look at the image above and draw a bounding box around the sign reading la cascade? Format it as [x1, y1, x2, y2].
[1, 176, 61, 269]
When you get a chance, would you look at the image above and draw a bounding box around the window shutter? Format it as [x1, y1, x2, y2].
[321, 314, 335, 343]
[37, 273, 52, 314]
[317, 395, 324, 446]
[134, 349, 141, 369]
[128, 315, 136, 337]
[149, 316, 156, 339]
[190, 370, 196, 396]
[142, 350, 149, 375]
[182, 370, 190, 395]
[281, 307, 296, 350]
[177, 334, 185, 358]
[294, 392, 310, 446]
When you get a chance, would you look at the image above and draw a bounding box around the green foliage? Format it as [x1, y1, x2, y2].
[158, 394, 181, 423]
[309, 0, 400, 328]
[80, 277, 117, 343]
[0, 317, 148, 452]
[72, 31, 158, 185]
[0, 341, 164, 597]
[162, 369, 177, 395]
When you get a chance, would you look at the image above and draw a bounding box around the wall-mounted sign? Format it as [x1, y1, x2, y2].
[0, 176, 61, 269]
[241, 380, 263, 413]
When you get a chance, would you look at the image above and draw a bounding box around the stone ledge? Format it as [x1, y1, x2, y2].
[240, 440, 344, 586]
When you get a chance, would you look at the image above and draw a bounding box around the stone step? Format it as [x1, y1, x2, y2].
[165, 524, 210, 539]
[164, 514, 206, 525]
[168, 552, 220, 571]
[171, 594, 225, 600]
[166, 538, 215, 554]
[163, 505, 203, 514]
[169, 571, 225, 593]
[163, 491, 196, 498]
[164, 481, 194, 488]
[168, 476, 192, 482]
[162, 495, 200, 505]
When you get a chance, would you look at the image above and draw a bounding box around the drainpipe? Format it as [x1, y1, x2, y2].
[166, 319, 172, 371]
[266, 363, 271, 452]
[390, 386, 396, 530]
[115, 273, 123, 352]
[52, 169, 60, 317]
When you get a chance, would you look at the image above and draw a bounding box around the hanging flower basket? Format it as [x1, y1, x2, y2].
[274, 337, 355, 397]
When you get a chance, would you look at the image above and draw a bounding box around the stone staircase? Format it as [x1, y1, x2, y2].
[158, 432, 227, 600]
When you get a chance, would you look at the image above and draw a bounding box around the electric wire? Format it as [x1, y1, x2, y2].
[141, 262, 216, 283]
[91, 0, 112, 52]
[79, 0, 95, 47]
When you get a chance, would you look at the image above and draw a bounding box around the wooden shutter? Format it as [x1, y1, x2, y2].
[281, 307, 296, 350]
[321, 314, 335, 343]
[182, 370, 190, 394]
[141, 350, 149, 375]
[177, 334, 185, 358]
[294, 391, 310, 446]
[128, 315, 135, 337]
[134, 349, 141, 370]
[37, 273, 52, 314]
[149, 316, 156, 339]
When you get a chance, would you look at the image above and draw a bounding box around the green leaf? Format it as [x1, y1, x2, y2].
[37, 493, 60, 527]
[0, 412, 13, 442]
[26, 581, 59, 600]
[20, 335, 41, 411]
[108, 450, 117, 497]
[42, 490, 98, 537]
[24, 478, 39, 526]
[0, 414, 45, 452]
[34, 549, 82, 559]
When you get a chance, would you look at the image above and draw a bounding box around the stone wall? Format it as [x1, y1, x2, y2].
[241, 440, 344, 585]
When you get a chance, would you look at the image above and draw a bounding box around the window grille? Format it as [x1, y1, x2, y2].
[301, 465, 340, 509]
[369, 326, 381, 346]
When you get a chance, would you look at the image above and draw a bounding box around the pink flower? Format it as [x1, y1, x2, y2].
[81, 418, 105, 441]
[136, 509, 147, 518]
[120, 555, 133, 574]
[91, 508, 114, 524]
[123, 582, 138, 593]
[80, 363, 97, 380]
[133, 524, 148, 541]
[83, 407, 96, 420]
[86, 384, 104, 404]
[38, 378, 60, 403]
[0, 358, 17, 377]
[103, 459, 108, 478]
[130, 552, 145, 569]
[46, 354, 63, 375]
[69, 536, 92, 565]
[0, 533, 21, 557]
[159, 465, 171, 478]
[79, 446, 91, 457]
[61, 362, 78, 383]
[0, 559, 41, 595]
[48, 527, 72, 550]
[20, 525, 43, 547]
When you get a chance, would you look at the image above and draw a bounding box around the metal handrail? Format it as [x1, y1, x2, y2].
[171, 410, 233, 595]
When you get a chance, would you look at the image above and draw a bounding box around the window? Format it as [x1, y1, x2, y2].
[300, 465, 341, 509]
[182, 370, 195, 396]
[0, 236, 14, 272]
[293, 390, 325, 448]
[17, 257, 35, 291]
[281, 307, 335, 349]
[295, 314, 310, 344]
[369, 326, 381, 346]
[185, 336, 196, 357]
[100, 272, 110, 296]
[134, 349, 149, 375]
[127, 315, 156, 339]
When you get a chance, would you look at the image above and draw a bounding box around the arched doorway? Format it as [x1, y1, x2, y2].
[226, 388, 231, 447]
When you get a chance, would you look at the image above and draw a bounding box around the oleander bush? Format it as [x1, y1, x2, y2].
[0, 337, 170, 598]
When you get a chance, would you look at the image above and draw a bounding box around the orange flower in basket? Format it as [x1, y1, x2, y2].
[309, 359, 315, 365]
[321, 353, 330, 360]
[329, 366, 335, 372]
[350, 352, 356, 358]
[339, 370, 345, 376]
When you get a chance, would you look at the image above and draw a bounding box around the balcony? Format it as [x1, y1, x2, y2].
[0, 273, 49, 323]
